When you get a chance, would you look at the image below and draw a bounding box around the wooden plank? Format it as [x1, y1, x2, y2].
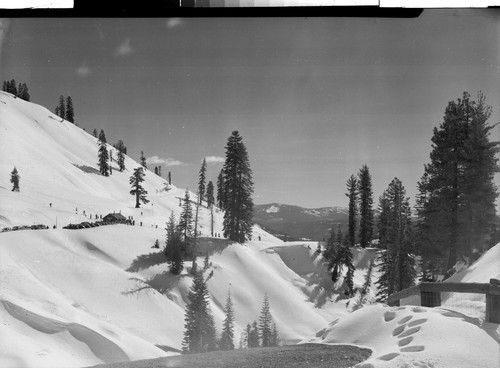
[387, 285, 421, 304]
[420, 282, 490, 294]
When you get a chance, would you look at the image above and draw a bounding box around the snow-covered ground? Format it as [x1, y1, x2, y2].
[307, 244, 500, 368]
[0, 91, 498, 367]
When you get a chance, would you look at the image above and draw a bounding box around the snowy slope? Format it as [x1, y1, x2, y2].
[307, 243, 500, 368]
[0, 92, 363, 366]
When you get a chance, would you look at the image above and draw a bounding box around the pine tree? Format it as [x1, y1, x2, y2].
[65, 96, 75, 123]
[198, 158, 207, 204]
[168, 171, 172, 185]
[177, 190, 193, 240]
[57, 95, 66, 119]
[323, 224, 336, 264]
[376, 178, 415, 302]
[17, 83, 30, 101]
[258, 294, 272, 347]
[221, 131, 254, 243]
[10, 167, 20, 192]
[140, 151, 147, 169]
[206, 181, 215, 208]
[97, 129, 109, 176]
[270, 323, 280, 347]
[154, 167, 158, 175]
[416, 92, 499, 275]
[342, 234, 355, 296]
[219, 289, 235, 350]
[182, 272, 217, 353]
[115, 140, 126, 172]
[129, 167, 149, 208]
[377, 192, 391, 250]
[92, 129, 98, 138]
[358, 164, 374, 248]
[165, 212, 184, 275]
[346, 175, 358, 247]
[217, 169, 225, 209]
[8, 79, 17, 96]
[247, 321, 260, 348]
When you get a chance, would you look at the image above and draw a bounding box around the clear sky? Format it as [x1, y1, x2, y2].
[1, 11, 499, 209]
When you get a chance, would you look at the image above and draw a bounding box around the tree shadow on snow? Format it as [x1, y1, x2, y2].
[126, 251, 168, 272]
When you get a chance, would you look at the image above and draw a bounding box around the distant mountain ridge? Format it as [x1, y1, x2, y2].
[254, 203, 349, 241]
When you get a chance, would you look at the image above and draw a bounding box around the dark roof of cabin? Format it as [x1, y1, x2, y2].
[104, 213, 127, 221]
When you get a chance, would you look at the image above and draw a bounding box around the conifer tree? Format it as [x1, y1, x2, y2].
[221, 131, 254, 243]
[219, 289, 235, 350]
[165, 212, 184, 275]
[17, 83, 30, 101]
[206, 181, 215, 208]
[198, 158, 207, 204]
[97, 129, 109, 176]
[376, 178, 415, 302]
[353, 259, 375, 311]
[323, 225, 336, 264]
[247, 321, 260, 348]
[270, 323, 280, 347]
[93, 129, 98, 138]
[10, 167, 20, 192]
[416, 92, 499, 275]
[346, 175, 358, 247]
[182, 272, 217, 353]
[140, 151, 147, 169]
[65, 96, 75, 123]
[258, 294, 272, 347]
[358, 164, 374, 248]
[115, 140, 126, 172]
[57, 95, 66, 119]
[342, 234, 355, 296]
[129, 167, 149, 208]
[177, 190, 193, 240]
[377, 192, 391, 250]
[168, 171, 172, 185]
[154, 167, 158, 175]
[217, 170, 225, 209]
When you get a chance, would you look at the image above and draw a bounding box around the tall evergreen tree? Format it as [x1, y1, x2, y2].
[178, 190, 193, 240]
[376, 178, 415, 302]
[97, 129, 109, 176]
[346, 175, 358, 247]
[258, 294, 272, 347]
[129, 167, 149, 208]
[358, 164, 374, 248]
[270, 323, 280, 347]
[182, 272, 217, 353]
[216, 169, 225, 209]
[10, 167, 20, 192]
[115, 140, 126, 172]
[198, 158, 207, 204]
[219, 289, 235, 350]
[165, 212, 184, 275]
[206, 181, 215, 208]
[221, 131, 254, 243]
[416, 92, 499, 276]
[377, 192, 391, 250]
[65, 96, 75, 123]
[140, 151, 147, 169]
[342, 234, 355, 296]
[247, 321, 260, 348]
[57, 95, 66, 119]
[168, 171, 172, 185]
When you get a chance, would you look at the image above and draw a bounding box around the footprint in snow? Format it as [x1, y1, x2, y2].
[398, 336, 414, 346]
[392, 324, 406, 336]
[408, 318, 427, 327]
[377, 352, 400, 361]
[398, 315, 413, 324]
[399, 326, 421, 338]
[401, 345, 425, 352]
[383, 311, 396, 322]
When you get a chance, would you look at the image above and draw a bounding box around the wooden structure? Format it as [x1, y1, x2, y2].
[103, 213, 127, 224]
[387, 278, 500, 323]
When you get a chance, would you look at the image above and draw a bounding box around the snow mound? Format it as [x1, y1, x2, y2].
[308, 304, 499, 368]
[446, 243, 500, 284]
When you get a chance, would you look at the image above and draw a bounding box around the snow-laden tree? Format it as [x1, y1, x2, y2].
[129, 167, 149, 208]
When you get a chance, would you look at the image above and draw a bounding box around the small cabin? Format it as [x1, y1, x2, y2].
[103, 213, 127, 224]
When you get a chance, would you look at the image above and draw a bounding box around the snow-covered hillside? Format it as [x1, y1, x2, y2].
[0, 92, 367, 366]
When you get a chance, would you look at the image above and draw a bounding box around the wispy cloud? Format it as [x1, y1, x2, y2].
[205, 156, 224, 164]
[115, 38, 133, 56]
[147, 156, 188, 167]
[166, 18, 184, 29]
[76, 64, 91, 77]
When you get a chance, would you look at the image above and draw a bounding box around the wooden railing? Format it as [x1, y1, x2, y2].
[387, 278, 500, 323]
